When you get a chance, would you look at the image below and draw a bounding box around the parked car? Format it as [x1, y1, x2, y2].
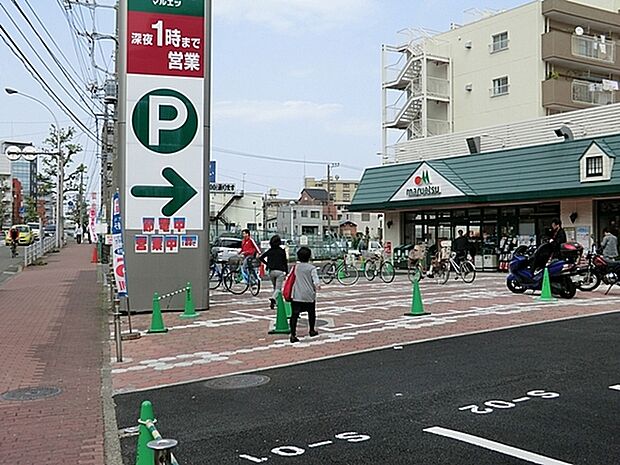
[27, 222, 41, 241]
[211, 236, 242, 262]
[5, 224, 34, 246]
[44, 224, 56, 237]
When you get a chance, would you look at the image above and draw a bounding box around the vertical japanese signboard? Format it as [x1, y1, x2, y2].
[112, 192, 128, 297]
[125, 0, 204, 228]
[120, 0, 209, 311]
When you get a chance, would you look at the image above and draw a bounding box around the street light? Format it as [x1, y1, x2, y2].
[289, 200, 295, 241]
[5, 88, 63, 249]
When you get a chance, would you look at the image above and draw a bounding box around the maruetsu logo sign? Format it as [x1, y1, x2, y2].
[406, 170, 441, 197]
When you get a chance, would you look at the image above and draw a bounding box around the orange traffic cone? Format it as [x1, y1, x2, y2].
[91, 246, 98, 263]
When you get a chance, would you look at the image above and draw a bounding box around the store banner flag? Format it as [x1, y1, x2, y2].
[112, 192, 128, 297]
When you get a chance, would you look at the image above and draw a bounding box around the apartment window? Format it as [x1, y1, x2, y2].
[310, 211, 319, 219]
[490, 31, 509, 53]
[301, 210, 308, 218]
[491, 76, 509, 97]
[586, 156, 603, 177]
[343, 193, 350, 201]
[343, 183, 350, 189]
[361, 213, 370, 221]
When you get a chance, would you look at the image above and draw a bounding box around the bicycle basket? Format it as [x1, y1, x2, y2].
[228, 255, 242, 271]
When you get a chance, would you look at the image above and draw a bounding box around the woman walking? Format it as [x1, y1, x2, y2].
[259, 235, 289, 309]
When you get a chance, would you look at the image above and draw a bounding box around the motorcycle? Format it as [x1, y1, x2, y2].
[573, 247, 609, 291]
[506, 242, 577, 299]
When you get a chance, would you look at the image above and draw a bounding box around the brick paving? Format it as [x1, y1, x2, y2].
[0, 244, 105, 465]
[111, 273, 620, 394]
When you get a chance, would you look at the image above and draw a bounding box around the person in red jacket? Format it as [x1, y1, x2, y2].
[240, 229, 261, 276]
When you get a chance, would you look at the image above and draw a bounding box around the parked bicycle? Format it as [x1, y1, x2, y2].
[363, 252, 395, 283]
[225, 255, 261, 296]
[434, 252, 476, 284]
[406, 244, 427, 283]
[209, 259, 231, 291]
[321, 254, 359, 285]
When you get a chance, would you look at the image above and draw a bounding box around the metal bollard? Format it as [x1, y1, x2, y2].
[147, 438, 178, 465]
[113, 298, 123, 362]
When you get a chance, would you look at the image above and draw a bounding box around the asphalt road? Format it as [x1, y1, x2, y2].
[0, 243, 26, 284]
[115, 312, 620, 465]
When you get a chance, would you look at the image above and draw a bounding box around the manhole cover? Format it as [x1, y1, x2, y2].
[1, 386, 61, 401]
[297, 318, 328, 327]
[204, 374, 270, 390]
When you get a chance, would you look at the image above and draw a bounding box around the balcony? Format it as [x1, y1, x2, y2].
[542, 30, 620, 74]
[542, 78, 617, 111]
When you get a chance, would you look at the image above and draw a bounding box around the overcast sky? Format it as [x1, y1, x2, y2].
[0, 0, 525, 200]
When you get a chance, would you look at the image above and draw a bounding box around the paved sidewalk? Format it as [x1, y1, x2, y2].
[0, 244, 109, 465]
[112, 274, 620, 394]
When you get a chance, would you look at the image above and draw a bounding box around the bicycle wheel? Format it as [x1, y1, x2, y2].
[408, 264, 422, 283]
[249, 270, 261, 296]
[321, 262, 336, 284]
[209, 264, 222, 290]
[364, 260, 377, 281]
[436, 261, 450, 285]
[460, 261, 476, 283]
[380, 261, 395, 283]
[220, 266, 232, 291]
[226, 270, 249, 295]
[337, 264, 359, 286]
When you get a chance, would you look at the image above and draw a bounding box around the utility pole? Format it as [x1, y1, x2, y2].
[78, 167, 85, 236]
[326, 162, 339, 235]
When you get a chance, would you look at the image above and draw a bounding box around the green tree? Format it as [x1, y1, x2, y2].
[23, 196, 39, 223]
[40, 126, 88, 222]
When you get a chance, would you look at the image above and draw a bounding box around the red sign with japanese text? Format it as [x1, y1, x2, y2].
[127, 11, 204, 77]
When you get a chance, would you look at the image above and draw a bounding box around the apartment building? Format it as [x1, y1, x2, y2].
[382, 0, 620, 158]
[304, 177, 383, 238]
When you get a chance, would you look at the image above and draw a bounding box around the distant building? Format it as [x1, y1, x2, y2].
[11, 178, 22, 224]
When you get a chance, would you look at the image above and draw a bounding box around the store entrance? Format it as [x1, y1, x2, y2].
[596, 199, 620, 244]
[401, 203, 560, 271]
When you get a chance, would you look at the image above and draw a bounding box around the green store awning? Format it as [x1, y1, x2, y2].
[349, 133, 620, 212]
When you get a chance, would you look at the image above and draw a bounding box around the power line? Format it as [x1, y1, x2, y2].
[212, 146, 363, 171]
[2, 2, 100, 117]
[23, 0, 91, 88]
[0, 24, 100, 144]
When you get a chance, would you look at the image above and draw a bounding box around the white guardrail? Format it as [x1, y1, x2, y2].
[23, 235, 56, 267]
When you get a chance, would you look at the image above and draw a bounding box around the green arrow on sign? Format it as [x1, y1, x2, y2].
[131, 167, 198, 216]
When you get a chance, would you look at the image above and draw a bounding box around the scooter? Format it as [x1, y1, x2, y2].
[506, 242, 577, 299]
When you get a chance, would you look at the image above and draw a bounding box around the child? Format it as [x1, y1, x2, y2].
[290, 246, 320, 343]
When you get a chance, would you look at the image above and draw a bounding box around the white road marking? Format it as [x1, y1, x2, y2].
[424, 426, 573, 465]
[238, 454, 268, 463]
[512, 397, 531, 402]
[307, 440, 333, 448]
[609, 384, 620, 391]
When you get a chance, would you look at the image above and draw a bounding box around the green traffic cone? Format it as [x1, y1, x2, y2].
[180, 282, 199, 319]
[268, 291, 290, 334]
[148, 293, 168, 333]
[337, 259, 345, 279]
[404, 279, 430, 316]
[135, 400, 154, 465]
[538, 267, 557, 302]
[284, 300, 292, 318]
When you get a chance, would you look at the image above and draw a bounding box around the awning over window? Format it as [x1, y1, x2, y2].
[350, 134, 620, 212]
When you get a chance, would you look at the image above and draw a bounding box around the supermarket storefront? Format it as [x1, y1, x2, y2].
[350, 134, 620, 271]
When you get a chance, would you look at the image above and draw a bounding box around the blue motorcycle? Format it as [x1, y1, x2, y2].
[506, 242, 577, 299]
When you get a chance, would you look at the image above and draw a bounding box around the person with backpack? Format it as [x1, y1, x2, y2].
[259, 234, 288, 309]
[289, 246, 320, 343]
